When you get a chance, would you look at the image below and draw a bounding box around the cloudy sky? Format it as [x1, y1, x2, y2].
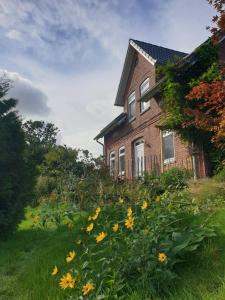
[0, 0, 214, 155]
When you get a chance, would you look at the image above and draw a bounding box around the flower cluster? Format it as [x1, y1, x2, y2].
[125, 207, 134, 230]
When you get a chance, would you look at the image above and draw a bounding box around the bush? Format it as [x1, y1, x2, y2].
[49, 194, 215, 298]
[214, 165, 225, 182]
[160, 168, 191, 191]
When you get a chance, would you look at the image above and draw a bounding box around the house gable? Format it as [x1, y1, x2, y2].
[115, 39, 187, 107]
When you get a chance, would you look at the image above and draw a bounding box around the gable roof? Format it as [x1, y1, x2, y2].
[115, 39, 188, 106]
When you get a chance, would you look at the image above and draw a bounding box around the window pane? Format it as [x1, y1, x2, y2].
[128, 100, 135, 119]
[163, 133, 174, 161]
[140, 100, 150, 112]
[140, 78, 149, 96]
[119, 155, 125, 174]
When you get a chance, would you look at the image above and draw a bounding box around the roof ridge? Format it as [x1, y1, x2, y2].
[130, 38, 188, 55]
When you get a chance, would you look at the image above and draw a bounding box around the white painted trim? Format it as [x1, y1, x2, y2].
[130, 40, 157, 65]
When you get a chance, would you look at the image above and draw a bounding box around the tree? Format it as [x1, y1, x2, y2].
[185, 68, 225, 149]
[206, 0, 225, 43]
[0, 77, 31, 239]
[23, 120, 59, 166]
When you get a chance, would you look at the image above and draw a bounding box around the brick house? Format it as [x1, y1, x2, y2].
[94, 37, 225, 179]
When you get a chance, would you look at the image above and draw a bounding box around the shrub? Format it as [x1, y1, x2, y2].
[160, 168, 191, 191]
[214, 165, 225, 182]
[49, 194, 215, 298]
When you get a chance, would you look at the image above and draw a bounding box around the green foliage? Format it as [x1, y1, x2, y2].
[0, 77, 33, 239]
[214, 165, 225, 182]
[49, 194, 215, 299]
[159, 41, 223, 171]
[160, 168, 191, 191]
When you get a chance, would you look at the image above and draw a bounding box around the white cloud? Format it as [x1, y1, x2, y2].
[0, 69, 50, 117]
[5, 29, 22, 41]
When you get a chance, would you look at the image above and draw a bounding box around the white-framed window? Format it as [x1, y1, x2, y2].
[109, 151, 115, 176]
[128, 91, 136, 121]
[134, 139, 145, 177]
[118, 146, 125, 176]
[140, 78, 150, 113]
[162, 131, 175, 164]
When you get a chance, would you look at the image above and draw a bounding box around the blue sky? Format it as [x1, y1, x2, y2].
[0, 0, 214, 155]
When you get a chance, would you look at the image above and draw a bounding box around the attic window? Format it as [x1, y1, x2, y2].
[140, 78, 150, 113]
[128, 91, 135, 121]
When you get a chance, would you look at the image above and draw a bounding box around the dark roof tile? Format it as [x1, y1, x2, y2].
[131, 39, 188, 64]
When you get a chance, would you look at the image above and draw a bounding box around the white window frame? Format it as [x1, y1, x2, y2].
[140, 78, 150, 113]
[109, 151, 115, 176]
[134, 139, 145, 177]
[162, 131, 175, 165]
[128, 91, 136, 121]
[118, 146, 125, 176]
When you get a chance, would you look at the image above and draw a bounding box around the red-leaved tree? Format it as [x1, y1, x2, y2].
[184, 0, 225, 150]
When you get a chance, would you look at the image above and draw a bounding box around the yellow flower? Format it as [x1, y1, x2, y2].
[51, 265, 58, 276]
[76, 239, 82, 245]
[82, 282, 94, 295]
[95, 207, 101, 214]
[86, 223, 94, 232]
[92, 213, 99, 221]
[59, 273, 75, 289]
[158, 252, 167, 263]
[66, 250, 76, 263]
[112, 223, 119, 232]
[88, 216, 92, 221]
[156, 196, 160, 202]
[141, 201, 148, 210]
[125, 216, 134, 230]
[96, 232, 107, 243]
[127, 207, 132, 217]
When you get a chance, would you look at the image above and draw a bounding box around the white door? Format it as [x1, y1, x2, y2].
[134, 140, 145, 177]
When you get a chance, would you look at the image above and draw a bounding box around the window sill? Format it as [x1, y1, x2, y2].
[163, 157, 175, 165]
[140, 106, 151, 115]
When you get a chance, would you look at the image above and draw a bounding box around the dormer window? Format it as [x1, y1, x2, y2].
[140, 78, 150, 113]
[128, 91, 135, 121]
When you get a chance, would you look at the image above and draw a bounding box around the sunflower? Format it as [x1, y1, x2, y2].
[66, 250, 76, 263]
[82, 282, 94, 295]
[59, 273, 75, 289]
[51, 265, 58, 276]
[92, 212, 99, 220]
[95, 207, 101, 214]
[112, 223, 119, 232]
[127, 207, 132, 217]
[141, 201, 148, 210]
[96, 232, 107, 243]
[86, 223, 94, 232]
[125, 216, 134, 230]
[158, 252, 167, 263]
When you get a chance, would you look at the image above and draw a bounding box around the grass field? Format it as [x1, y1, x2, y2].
[1, 179, 225, 300]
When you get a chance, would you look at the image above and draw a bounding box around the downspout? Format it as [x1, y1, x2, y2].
[95, 139, 104, 156]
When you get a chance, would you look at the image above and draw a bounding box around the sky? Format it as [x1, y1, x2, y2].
[0, 0, 215, 156]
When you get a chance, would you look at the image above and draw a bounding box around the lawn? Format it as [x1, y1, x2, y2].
[1, 179, 225, 300]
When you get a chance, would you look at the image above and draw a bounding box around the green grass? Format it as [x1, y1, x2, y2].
[1, 179, 225, 300]
[0, 210, 86, 300]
